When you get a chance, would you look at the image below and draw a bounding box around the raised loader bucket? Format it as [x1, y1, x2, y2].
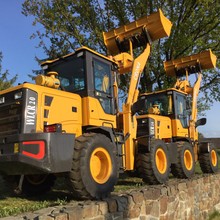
[103, 9, 172, 55]
[164, 50, 217, 77]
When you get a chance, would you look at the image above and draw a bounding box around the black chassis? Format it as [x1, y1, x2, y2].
[0, 132, 75, 175]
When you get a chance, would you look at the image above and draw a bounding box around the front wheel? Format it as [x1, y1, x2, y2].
[136, 139, 170, 184]
[171, 142, 195, 179]
[67, 133, 118, 199]
[199, 143, 218, 173]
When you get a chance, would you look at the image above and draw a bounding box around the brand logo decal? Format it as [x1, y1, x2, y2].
[26, 96, 36, 125]
[133, 62, 141, 80]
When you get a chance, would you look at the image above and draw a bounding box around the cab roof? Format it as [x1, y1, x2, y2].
[140, 87, 187, 97]
[41, 46, 117, 66]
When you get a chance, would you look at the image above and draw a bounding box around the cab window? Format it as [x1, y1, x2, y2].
[47, 55, 86, 93]
[93, 59, 112, 114]
[176, 94, 188, 128]
[94, 59, 111, 93]
[137, 93, 173, 116]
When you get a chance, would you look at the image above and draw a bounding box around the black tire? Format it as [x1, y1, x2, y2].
[67, 133, 118, 199]
[171, 142, 195, 178]
[136, 139, 170, 184]
[21, 174, 56, 196]
[199, 144, 218, 173]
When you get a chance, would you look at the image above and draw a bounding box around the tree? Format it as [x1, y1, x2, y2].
[0, 52, 17, 90]
[198, 132, 205, 140]
[22, 0, 220, 107]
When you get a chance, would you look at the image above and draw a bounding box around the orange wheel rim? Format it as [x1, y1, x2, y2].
[211, 150, 217, 167]
[155, 148, 167, 174]
[184, 149, 193, 171]
[90, 147, 112, 184]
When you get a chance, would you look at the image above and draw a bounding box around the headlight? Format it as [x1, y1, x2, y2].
[14, 91, 22, 99]
[0, 96, 5, 104]
[42, 65, 48, 70]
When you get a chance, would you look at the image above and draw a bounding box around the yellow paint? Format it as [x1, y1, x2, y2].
[211, 150, 217, 167]
[155, 148, 167, 174]
[164, 50, 217, 77]
[121, 103, 137, 170]
[184, 149, 193, 171]
[90, 147, 112, 184]
[137, 114, 172, 139]
[14, 143, 19, 153]
[103, 9, 172, 55]
[82, 97, 116, 128]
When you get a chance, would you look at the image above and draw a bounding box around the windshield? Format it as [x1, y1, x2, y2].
[45, 55, 85, 92]
[138, 92, 173, 116]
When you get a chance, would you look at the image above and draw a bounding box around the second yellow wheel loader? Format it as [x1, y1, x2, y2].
[134, 50, 218, 184]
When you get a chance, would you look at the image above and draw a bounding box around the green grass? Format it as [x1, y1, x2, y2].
[0, 198, 50, 217]
[115, 173, 144, 192]
[208, 210, 220, 220]
[0, 176, 70, 218]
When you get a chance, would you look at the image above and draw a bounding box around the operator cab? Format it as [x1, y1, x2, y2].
[137, 89, 189, 120]
[135, 88, 191, 139]
[41, 47, 117, 115]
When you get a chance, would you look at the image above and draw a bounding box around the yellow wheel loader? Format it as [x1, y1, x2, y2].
[0, 8, 216, 199]
[0, 9, 172, 199]
[134, 50, 218, 184]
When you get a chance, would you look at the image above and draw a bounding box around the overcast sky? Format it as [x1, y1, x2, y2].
[0, 1, 219, 138]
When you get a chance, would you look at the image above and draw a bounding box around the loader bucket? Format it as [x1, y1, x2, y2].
[103, 9, 172, 55]
[164, 50, 217, 77]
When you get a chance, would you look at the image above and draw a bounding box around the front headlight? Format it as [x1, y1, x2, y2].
[14, 91, 22, 100]
[0, 96, 5, 104]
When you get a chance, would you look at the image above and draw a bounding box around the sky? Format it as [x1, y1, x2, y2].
[0, 1, 220, 138]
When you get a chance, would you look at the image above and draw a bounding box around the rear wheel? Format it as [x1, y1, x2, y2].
[199, 144, 218, 173]
[67, 133, 118, 199]
[21, 174, 56, 196]
[136, 139, 170, 184]
[3, 174, 56, 196]
[171, 142, 195, 178]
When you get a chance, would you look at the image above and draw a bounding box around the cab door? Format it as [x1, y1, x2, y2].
[93, 58, 114, 115]
[82, 52, 116, 128]
[171, 92, 189, 138]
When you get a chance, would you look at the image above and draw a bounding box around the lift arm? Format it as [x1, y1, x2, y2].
[103, 9, 172, 106]
[103, 9, 172, 170]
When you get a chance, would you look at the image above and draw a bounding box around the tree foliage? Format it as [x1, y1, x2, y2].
[22, 0, 220, 106]
[0, 52, 17, 90]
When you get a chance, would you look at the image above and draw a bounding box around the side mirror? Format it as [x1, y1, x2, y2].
[132, 99, 145, 115]
[195, 118, 206, 128]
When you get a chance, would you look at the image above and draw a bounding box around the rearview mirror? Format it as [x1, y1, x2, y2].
[195, 118, 207, 128]
[132, 99, 145, 115]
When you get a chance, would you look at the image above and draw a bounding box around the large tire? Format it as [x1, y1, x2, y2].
[199, 144, 218, 173]
[171, 142, 195, 178]
[136, 139, 170, 184]
[67, 133, 118, 199]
